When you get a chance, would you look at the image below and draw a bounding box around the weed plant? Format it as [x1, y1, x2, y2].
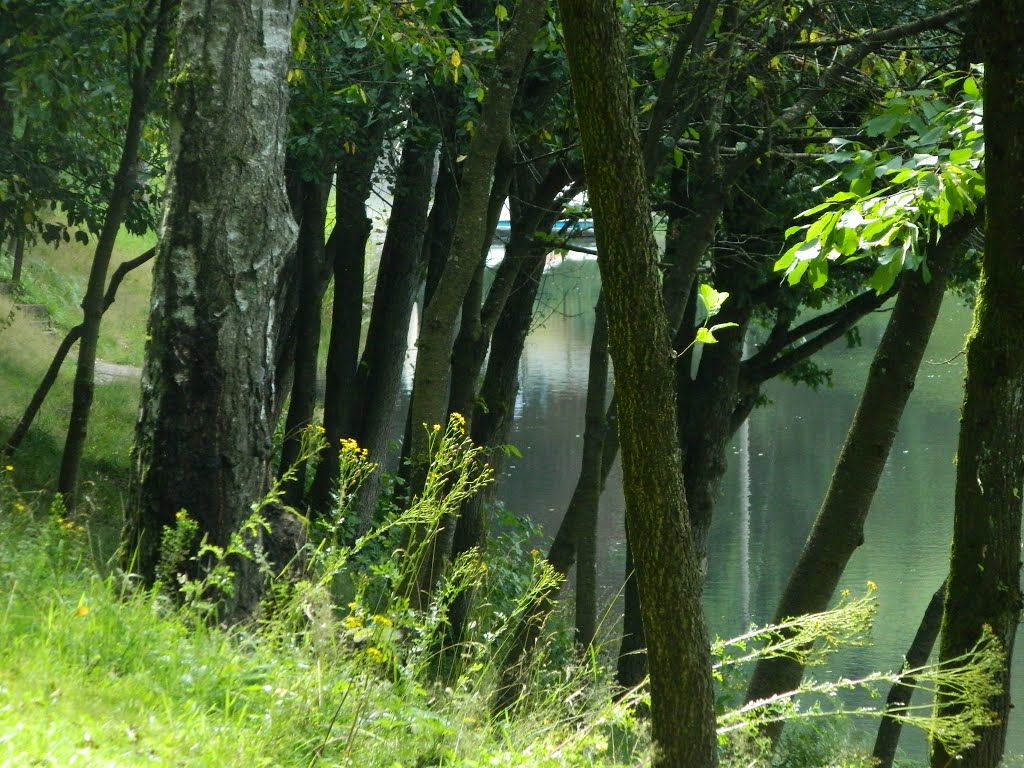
[0, 419, 1007, 768]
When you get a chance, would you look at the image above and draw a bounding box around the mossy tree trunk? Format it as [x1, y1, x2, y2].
[558, 0, 718, 762]
[931, 5, 1024, 764]
[127, 0, 298, 620]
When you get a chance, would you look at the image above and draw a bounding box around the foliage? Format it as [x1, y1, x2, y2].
[776, 70, 984, 294]
[0, 0, 167, 247]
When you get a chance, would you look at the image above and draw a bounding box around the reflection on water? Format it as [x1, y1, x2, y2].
[495, 270, 1022, 758]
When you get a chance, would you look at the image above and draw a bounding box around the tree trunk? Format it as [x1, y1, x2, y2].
[10, 235, 24, 286]
[744, 219, 973, 742]
[873, 580, 946, 768]
[931, 7, 1024, 763]
[615, 536, 647, 691]
[333, 131, 436, 524]
[558, 0, 718, 762]
[574, 296, 607, 651]
[57, 0, 177, 508]
[126, 0, 298, 620]
[404, 0, 548, 607]
[306, 129, 386, 517]
[278, 178, 330, 506]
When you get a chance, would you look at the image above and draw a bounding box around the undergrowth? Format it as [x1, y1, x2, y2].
[0, 418, 1006, 768]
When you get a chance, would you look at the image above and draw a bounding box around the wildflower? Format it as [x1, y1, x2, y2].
[3, 465, 12, 472]
[343, 615, 362, 630]
[366, 647, 385, 662]
[75, 605, 90, 617]
[14, 503, 26, 513]
[432, 424, 441, 432]
[371, 614, 392, 626]
[866, 580, 877, 591]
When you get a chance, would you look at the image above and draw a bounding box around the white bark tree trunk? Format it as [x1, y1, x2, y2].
[127, 0, 298, 619]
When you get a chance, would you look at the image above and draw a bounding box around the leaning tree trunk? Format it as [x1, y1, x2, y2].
[558, 0, 718, 762]
[873, 580, 946, 768]
[404, 0, 547, 608]
[126, 0, 298, 621]
[57, 0, 177, 508]
[745, 214, 977, 745]
[931, 6, 1024, 764]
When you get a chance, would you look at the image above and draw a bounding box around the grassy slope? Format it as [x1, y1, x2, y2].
[0, 233, 151, 541]
[0, 477, 640, 768]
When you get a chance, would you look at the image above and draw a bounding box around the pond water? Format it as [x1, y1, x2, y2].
[490, 255, 1022, 759]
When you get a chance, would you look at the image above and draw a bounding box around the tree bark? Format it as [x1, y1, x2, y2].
[931, 6, 1024, 763]
[744, 217, 975, 743]
[557, 0, 718, 762]
[57, 0, 177, 508]
[126, 0, 297, 620]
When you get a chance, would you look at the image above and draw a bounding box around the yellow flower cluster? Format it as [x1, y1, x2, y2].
[339, 438, 369, 460]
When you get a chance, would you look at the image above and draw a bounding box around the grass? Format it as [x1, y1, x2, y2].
[0, 460, 647, 768]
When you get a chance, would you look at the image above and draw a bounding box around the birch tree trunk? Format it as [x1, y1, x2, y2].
[126, 0, 297, 620]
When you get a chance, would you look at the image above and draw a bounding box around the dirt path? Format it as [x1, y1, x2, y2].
[94, 360, 142, 384]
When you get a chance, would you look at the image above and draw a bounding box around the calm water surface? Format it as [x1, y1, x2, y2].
[492, 258, 1020, 759]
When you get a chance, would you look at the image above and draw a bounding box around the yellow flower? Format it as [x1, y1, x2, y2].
[866, 580, 877, 591]
[366, 646, 385, 662]
[75, 605, 90, 617]
[3, 465, 12, 472]
[14, 503, 26, 513]
[372, 614, 392, 626]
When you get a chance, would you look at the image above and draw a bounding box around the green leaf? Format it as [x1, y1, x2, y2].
[850, 176, 872, 196]
[948, 147, 973, 165]
[695, 326, 719, 345]
[495, 3, 508, 20]
[698, 284, 730, 317]
[963, 76, 980, 98]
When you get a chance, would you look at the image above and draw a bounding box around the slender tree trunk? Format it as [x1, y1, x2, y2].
[574, 297, 607, 651]
[10, 235, 24, 286]
[333, 131, 436, 524]
[873, 580, 946, 768]
[404, 0, 548, 607]
[558, 0, 718, 762]
[57, 0, 177, 508]
[931, 7, 1024, 763]
[126, 0, 298, 620]
[744, 219, 973, 743]
[278, 179, 330, 505]
[305, 130, 385, 516]
[448, 242, 551, 652]
[615, 536, 647, 690]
